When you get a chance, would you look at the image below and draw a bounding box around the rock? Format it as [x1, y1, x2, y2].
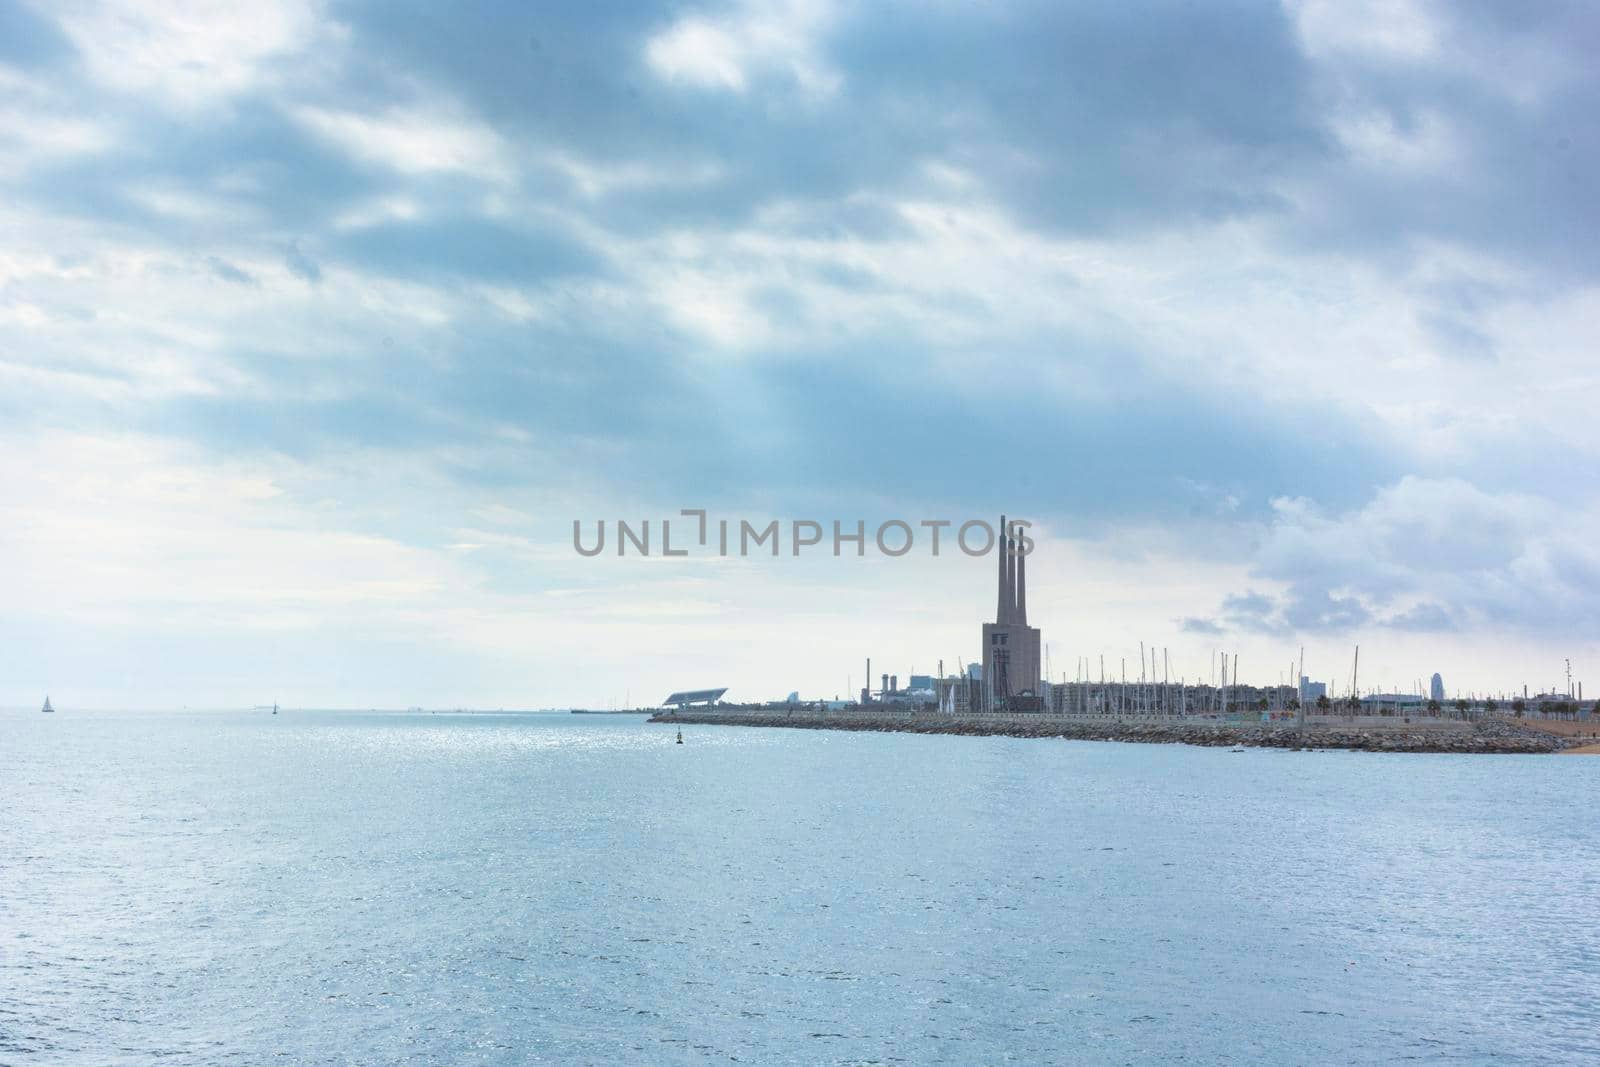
[644, 711, 1565, 754]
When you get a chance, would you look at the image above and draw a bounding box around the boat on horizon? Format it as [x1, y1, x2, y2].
[41, 695, 54, 713]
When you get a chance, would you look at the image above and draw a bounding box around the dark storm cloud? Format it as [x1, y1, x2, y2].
[318, 0, 1598, 276]
[9, 0, 1596, 274]
[324, 0, 1323, 240]
[832, 0, 1323, 233]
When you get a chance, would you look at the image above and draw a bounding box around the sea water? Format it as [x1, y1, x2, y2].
[3, 709, 1597, 1064]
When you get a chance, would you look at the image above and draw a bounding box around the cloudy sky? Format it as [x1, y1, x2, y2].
[3, 0, 1597, 708]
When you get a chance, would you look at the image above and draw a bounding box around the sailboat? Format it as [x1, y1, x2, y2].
[272, 702, 278, 715]
[41, 695, 54, 713]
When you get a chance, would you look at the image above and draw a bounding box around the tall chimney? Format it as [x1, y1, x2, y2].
[1005, 527, 1017, 623]
[1015, 521, 1027, 625]
[998, 524, 1011, 620]
[996, 514, 1009, 624]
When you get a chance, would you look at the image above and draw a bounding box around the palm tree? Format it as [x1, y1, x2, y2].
[1453, 699, 1470, 718]
[1484, 698, 1498, 715]
[1512, 699, 1526, 718]
[1426, 698, 1441, 714]
[1316, 694, 1331, 711]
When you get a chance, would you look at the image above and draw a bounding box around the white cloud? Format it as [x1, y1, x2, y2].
[1330, 106, 1464, 174]
[545, 152, 724, 201]
[331, 195, 423, 231]
[52, 0, 328, 104]
[291, 103, 513, 181]
[1288, 0, 1442, 63]
[1290, 0, 1585, 107]
[1209, 477, 1600, 634]
[125, 182, 261, 223]
[0, 68, 116, 176]
[647, 19, 750, 91]
[645, 0, 840, 97]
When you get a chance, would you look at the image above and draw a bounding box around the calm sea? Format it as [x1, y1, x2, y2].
[3, 709, 1597, 1064]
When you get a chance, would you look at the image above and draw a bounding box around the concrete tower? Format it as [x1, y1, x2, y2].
[996, 513, 1011, 624]
[1016, 530, 1027, 625]
[981, 516, 1042, 711]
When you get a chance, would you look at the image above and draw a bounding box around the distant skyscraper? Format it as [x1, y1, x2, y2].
[981, 515, 1042, 710]
[1430, 673, 1445, 702]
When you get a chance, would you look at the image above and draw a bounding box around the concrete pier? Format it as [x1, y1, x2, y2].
[648, 708, 1571, 753]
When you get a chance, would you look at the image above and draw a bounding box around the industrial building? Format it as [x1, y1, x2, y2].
[662, 688, 728, 709]
[862, 518, 1509, 724]
[981, 515, 1042, 711]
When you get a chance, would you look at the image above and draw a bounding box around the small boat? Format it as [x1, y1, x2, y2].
[41, 695, 54, 714]
[676, 728, 683, 744]
[272, 702, 278, 715]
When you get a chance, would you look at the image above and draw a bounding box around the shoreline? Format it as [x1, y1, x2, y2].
[648, 710, 1574, 754]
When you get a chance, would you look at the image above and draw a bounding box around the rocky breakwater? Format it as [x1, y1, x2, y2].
[648, 711, 1572, 754]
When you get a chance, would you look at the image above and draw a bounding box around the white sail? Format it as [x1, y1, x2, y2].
[41, 695, 54, 713]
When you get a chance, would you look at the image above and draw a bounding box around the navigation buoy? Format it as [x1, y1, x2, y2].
[676, 729, 683, 745]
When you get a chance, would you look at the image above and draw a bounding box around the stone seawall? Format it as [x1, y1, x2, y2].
[648, 711, 1569, 754]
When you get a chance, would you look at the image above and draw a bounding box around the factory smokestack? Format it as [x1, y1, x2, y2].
[996, 514, 1009, 624]
[1016, 522, 1027, 625]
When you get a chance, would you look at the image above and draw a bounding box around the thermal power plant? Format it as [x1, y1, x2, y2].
[724, 520, 1525, 725]
[981, 515, 1043, 711]
[661, 510, 1564, 733]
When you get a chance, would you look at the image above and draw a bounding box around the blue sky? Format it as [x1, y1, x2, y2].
[3, 0, 1598, 707]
